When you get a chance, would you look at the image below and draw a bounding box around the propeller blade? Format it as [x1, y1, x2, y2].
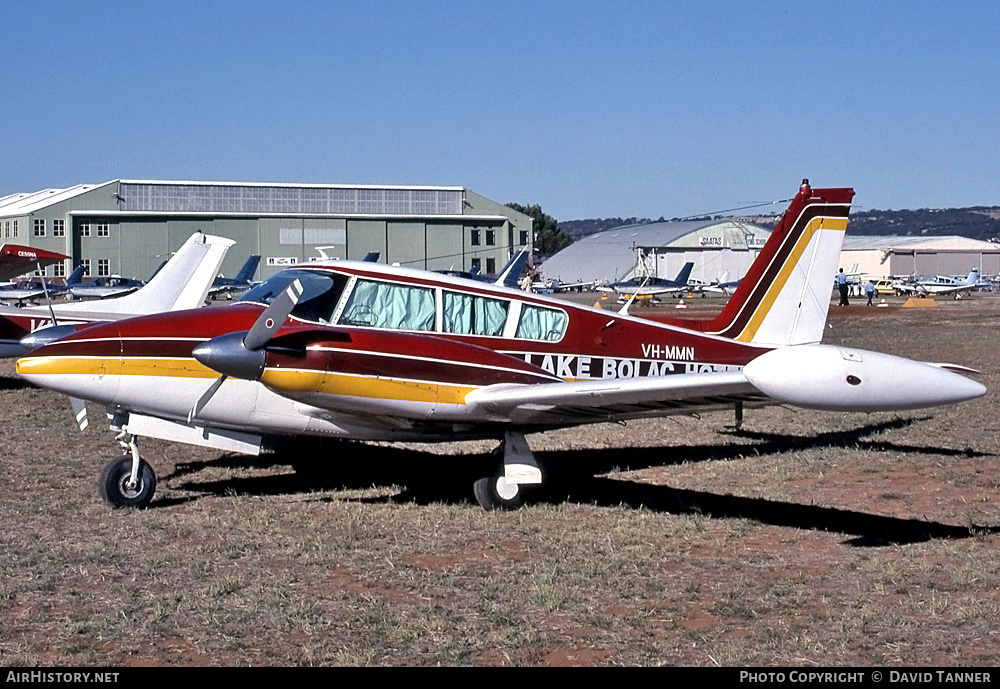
[243, 279, 304, 351]
[188, 374, 228, 423]
[69, 397, 88, 431]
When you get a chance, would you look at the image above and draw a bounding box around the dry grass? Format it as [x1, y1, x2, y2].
[1, 293, 998, 666]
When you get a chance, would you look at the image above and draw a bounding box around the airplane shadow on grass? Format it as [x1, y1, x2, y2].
[161, 416, 999, 547]
[0, 375, 33, 392]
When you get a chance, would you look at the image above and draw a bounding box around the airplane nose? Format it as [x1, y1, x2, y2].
[191, 331, 265, 381]
[19, 324, 80, 352]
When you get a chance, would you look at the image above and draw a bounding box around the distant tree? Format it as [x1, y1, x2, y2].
[506, 203, 573, 257]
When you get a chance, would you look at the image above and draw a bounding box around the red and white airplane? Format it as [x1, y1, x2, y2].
[16, 181, 986, 510]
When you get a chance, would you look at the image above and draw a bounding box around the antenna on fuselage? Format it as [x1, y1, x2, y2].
[35, 260, 59, 327]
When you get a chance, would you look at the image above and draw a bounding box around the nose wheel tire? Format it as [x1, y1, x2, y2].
[473, 476, 523, 511]
[99, 456, 156, 509]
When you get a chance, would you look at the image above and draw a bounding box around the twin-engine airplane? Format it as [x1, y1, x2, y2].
[17, 181, 986, 511]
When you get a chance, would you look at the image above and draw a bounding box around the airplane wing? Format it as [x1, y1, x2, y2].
[0, 244, 68, 282]
[464, 370, 763, 424]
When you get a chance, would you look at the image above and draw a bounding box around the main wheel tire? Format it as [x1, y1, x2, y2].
[473, 476, 523, 511]
[98, 456, 156, 509]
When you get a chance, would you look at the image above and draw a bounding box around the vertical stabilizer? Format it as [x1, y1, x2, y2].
[63, 232, 235, 315]
[695, 181, 854, 346]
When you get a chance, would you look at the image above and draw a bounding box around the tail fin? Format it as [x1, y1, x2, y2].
[61, 232, 235, 315]
[689, 180, 854, 346]
[235, 255, 261, 282]
[494, 247, 531, 288]
[674, 261, 694, 286]
[63, 265, 85, 287]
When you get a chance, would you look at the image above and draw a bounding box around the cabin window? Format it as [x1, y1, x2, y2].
[442, 291, 508, 337]
[515, 304, 568, 341]
[339, 279, 435, 331]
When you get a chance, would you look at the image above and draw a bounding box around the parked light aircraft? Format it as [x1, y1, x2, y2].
[0, 265, 86, 307]
[69, 274, 147, 300]
[0, 244, 69, 282]
[892, 269, 980, 298]
[436, 248, 532, 289]
[598, 262, 696, 301]
[16, 181, 986, 511]
[209, 255, 261, 300]
[0, 231, 233, 358]
[703, 271, 743, 297]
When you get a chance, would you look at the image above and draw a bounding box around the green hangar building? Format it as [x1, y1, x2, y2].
[0, 180, 532, 282]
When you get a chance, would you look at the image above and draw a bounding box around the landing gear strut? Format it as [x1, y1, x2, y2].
[473, 431, 541, 511]
[98, 431, 156, 508]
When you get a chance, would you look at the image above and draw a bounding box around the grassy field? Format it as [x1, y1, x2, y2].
[1, 292, 998, 666]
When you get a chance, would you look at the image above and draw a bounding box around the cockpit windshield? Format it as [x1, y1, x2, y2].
[238, 269, 350, 324]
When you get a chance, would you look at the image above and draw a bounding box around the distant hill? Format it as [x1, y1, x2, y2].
[559, 207, 1000, 243]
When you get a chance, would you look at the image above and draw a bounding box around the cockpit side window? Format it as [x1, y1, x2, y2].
[338, 278, 435, 331]
[239, 269, 350, 324]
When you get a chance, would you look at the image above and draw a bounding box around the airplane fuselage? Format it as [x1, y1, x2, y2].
[17, 262, 773, 441]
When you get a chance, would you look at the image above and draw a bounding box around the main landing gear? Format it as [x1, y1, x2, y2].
[473, 431, 541, 511]
[98, 431, 156, 509]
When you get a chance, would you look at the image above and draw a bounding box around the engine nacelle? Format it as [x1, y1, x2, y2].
[743, 344, 986, 412]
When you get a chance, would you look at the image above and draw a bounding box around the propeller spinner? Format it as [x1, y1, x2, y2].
[188, 279, 303, 421]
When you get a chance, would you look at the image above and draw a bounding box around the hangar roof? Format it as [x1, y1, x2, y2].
[540, 218, 770, 284]
[0, 180, 472, 218]
[843, 235, 1000, 252]
[0, 184, 102, 216]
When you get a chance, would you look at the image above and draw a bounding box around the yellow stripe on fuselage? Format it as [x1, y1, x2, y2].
[17, 356, 218, 379]
[735, 216, 848, 343]
[260, 369, 474, 405]
[16, 356, 475, 406]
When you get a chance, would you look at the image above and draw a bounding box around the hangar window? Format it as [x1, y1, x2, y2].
[98, 259, 110, 277]
[81, 259, 91, 277]
[80, 221, 91, 237]
[97, 221, 110, 237]
[519, 231, 529, 246]
[470, 229, 481, 246]
[486, 230, 495, 246]
[53, 220, 65, 237]
[486, 258, 496, 274]
[33, 219, 45, 237]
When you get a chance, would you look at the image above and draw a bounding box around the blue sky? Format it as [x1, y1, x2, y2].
[3, 1, 998, 220]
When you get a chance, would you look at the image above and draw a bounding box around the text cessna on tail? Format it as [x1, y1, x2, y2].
[17, 181, 986, 510]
